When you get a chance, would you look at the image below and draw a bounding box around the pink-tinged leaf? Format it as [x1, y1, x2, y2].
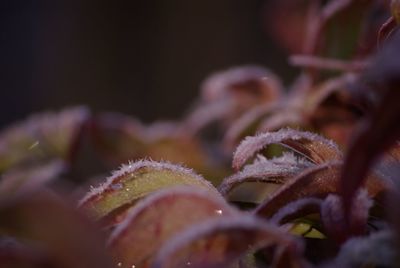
[223, 104, 276, 150]
[200, 66, 282, 103]
[0, 160, 65, 198]
[324, 230, 399, 268]
[219, 153, 312, 204]
[0, 190, 112, 268]
[257, 110, 304, 133]
[79, 160, 219, 226]
[321, 190, 372, 244]
[270, 198, 323, 226]
[152, 216, 305, 268]
[108, 187, 237, 268]
[0, 106, 89, 172]
[182, 99, 235, 135]
[310, 0, 375, 60]
[90, 112, 147, 165]
[232, 129, 342, 171]
[304, 74, 357, 115]
[255, 162, 386, 219]
[91, 113, 209, 175]
[340, 32, 400, 215]
[378, 17, 398, 47]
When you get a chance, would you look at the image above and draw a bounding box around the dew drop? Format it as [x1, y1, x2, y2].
[186, 261, 191, 266]
[215, 209, 223, 215]
[125, 187, 130, 191]
[117, 262, 122, 267]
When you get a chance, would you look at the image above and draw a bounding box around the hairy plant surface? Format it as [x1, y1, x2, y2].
[1, 1, 400, 267]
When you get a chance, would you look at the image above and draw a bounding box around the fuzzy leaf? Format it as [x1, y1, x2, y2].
[200, 66, 282, 104]
[270, 198, 322, 226]
[340, 32, 400, 212]
[152, 216, 304, 268]
[324, 230, 400, 267]
[108, 187, 236, 268]
[79, 160, 218, 225]
[223, 104, 275, 150]
[255, 162, 386, 219]
[91, 113, 209, 175]
[220, 153, 312, 204]
[0, 107, 89, 172]
[232, 129, 342, 171]
[321, 190, 373, 244]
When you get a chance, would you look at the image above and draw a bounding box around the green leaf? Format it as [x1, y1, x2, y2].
[79, 160, 219, 226]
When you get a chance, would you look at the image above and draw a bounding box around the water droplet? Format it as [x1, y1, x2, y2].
[117, 262, 122, 267]
[186, 262, 191, 266]
[111, 183, 123, 190]
[215, 209, 223, 215]
[125, 187, 130, 191]
[131, 265, 136, 268]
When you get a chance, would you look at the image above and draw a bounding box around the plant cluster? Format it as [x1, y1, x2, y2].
[1, 1, 400, 267]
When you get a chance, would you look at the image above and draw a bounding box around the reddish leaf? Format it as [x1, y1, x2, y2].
[340, 32, 400, 214]
[152, 216, 305, 268]
[219, 153, 312, 204]
[270, 198, 323, 226]
[108, 187, 236, 268]
[321, 190, 372, 244]
[200, 66, 282, 104]
[255, 162, 387, 219]
[232, 129, 342, 171]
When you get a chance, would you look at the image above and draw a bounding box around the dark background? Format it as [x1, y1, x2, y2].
[0, 0, 295, 128]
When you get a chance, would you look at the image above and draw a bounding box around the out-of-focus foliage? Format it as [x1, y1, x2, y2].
[1, 0, 400, 267]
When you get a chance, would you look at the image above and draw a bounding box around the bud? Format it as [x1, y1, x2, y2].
[392, 0, 400, 24]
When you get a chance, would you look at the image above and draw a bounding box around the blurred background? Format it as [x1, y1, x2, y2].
[0, 0, 297, 128]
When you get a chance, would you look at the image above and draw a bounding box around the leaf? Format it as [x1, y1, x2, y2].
[315, 0, 375, 60]
[79, 160, 219, 226]
[200, 66, 282, 104]
[0, 107, 89, 172]
[152, 216, 305, 268]
[0, 160, 65, 198]
[223, 104, 276, 150]
[0, 106, 89, 172]
[392, 0, 400, 24]
[108, 187, 237, 268]
[324, 230, 400, 268]
[183, 66, 283, 136]
[91, 113, 210, 176]
[0, 190, 112, 268]
[254, 162, 386, 219]
[340, 32, 400, 212]
[219, 153, 312, 204]
[321, 190, 373, 244]
[0, 236, 51, 267]
[270, 198, 322, 226]
[232, 128, 342, 171]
